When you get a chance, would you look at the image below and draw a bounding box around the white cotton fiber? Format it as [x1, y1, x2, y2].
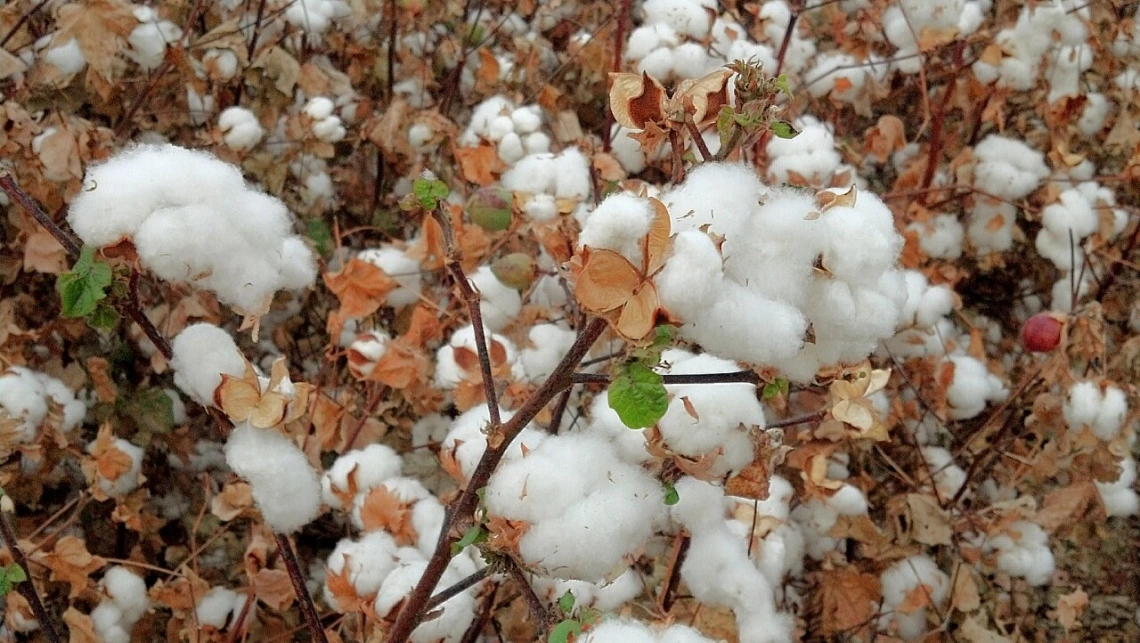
[442, 405, 547, 481]
[322, 444, 402, 509]
[225, 422, 321, 533]
[357, 246, 423, 308]
[217, 107, 264, 151]
[578, 194, 656, 264]
[470, 265, 523, 331]
[195, 587, 246, 629]
[985, 520, 1054, 586]
[879, 555, 949, 639]
[170, 324, 247, 406]
[1095, 457, 1140, 518]
[323, 531, 401, 611]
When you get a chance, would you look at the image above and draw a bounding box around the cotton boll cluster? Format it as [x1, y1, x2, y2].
[965, 135, 1050, 253]
[656, 350, 764, 477]
[625, 1, 722, 81]
[907, 214, 965, 260]
[372, 553, 479, 642]
[1095, 456, 1140, 518]
[350, 476, 447, 555]
[805, 52, 888, 103]
[217, 107, 264, 151]
[459, 96, 551, 165]
[285, 0, 352, 35]
[501, 148, 591, 221]
[621, 163, 906, 381]
[1062, 380, 1128, 441]
[441, 404, 547, 482]
[68, 144, 317, 316]
[91, 567, 150, 643]
[484, 433, 664, 580]
[942, 355, 1008, 420]
[883, 0, 985, 74]
[766, 117, 847, 187]
[972, 1, 1090, 91]
[302, 97, 347, 143]
[918, 446, 967, 499]
[434, 324, 524, 396]
[0, 367, 86, 443]
[356, 246, 423, 308]
[580, 618, 719, 643]
[170, 324, 247, 405]
[669, 477, 795, 643]
[790, 483, 869, 560]
[519, 323, 577, 381]
[321, 443, 403, 509]
[195, 586, 247, 630]
[533, 569, 644, 616]
[225, 421, 322, 533]
[984, 520, 1055, 586]
[127, 7, 182, 71]
[878, 555, 949, 639]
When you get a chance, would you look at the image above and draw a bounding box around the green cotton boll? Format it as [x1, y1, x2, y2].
[491, 253, 536, 291]
[466, 186, 512, 231]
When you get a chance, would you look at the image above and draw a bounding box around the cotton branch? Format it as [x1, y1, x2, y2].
[503, 556, 552, 631]
[431, 204, 502, 427]
[0, 171, 81, 257]
[572, 369, 763, 386]
[0, 505, 62, 643]
[387, 316, 609, 643]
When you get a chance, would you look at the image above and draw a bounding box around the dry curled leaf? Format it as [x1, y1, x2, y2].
[30, 536, 106, 598]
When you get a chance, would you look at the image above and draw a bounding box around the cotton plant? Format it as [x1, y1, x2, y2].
[972, 0, 1090, 92]
[966, 134, 1050, 253]
[67, 144, 317, 318]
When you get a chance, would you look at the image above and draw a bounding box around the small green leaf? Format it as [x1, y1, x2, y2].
[775, 73, 792, 96]
[413, 176, 450, 209]
[56, 246, 113, 319]
[548, 619, 582, 643]
[716, 106, 736, 150]
[88, 302, 120, 330]
[0, 563, 26, 598]
[633, 325, 674, 364]
[663, 482, 680, 506]
[306, 219, 333, 255]
[452, 523, 487, 556]
[608, 362, 668, 429]
[770, 120, 799, 139]
[557, 590, 576, 615]
[762, 377, 789, 400]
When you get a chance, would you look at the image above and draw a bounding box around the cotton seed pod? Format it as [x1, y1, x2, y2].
[1021, 312, 1065, 353]
[466, 186, 512, 231]
[491, 253, 536, 291]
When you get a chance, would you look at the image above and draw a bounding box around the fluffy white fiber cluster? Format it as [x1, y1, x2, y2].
[1063, 380, 1128, 442]
[967, 135, 1050, 253]
[972, 0, 1089, 92]
[170, 324, 321, 533]
[91, 567, 150, 643]
[68, 144, 317, 315]
[484, 433, 664, 581]
[217, 107, 264, 151]
[0, 367, 86, 443]
[878, 555, 949, 639]
[460, 96, 552, 165]
[580, 162, 906, 381]
[984, 520, 1055, 586]
[580, 618, 718, 643]
[883, 0, 985, 74]
[285, 0, 352, 35]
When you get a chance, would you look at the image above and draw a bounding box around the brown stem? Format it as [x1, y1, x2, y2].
[603, 0, 634, 152]
[275, 532, 329, 643]
[386, 317, 609, 643]
[0, 0, 51, 49]
[425, 566, 491, 612]
[431, 206, 502, 426]
[572, 369, 762, 386]
[773, 3, 801, 78]
[714, 123, 743, 162]
[657, 531, 690, 613]
[766, 410, 824, 429]
[126, 269, 174, 360]
[503, 557, 551, 631]
[0, 508, 62, 643]
[0, 171, 82, 257]
[685, 118, 713, 163]
[546, 389, 573, 434]
[387, 0, 398, 99]
[669, 129, 685, 183]
[246, 0, 269, 60]
[459, 580, 498, 643]
[918, 41, 965, 204]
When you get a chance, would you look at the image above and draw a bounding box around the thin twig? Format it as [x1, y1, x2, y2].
[459, 580, 499, 643]
[426, 567, 492, 612]
[0, 509, 62, 643]
[503, 557, 551, 632]
[0, 171, 82, 257]
[766, 410, 824, 429]
[274, 532, 330, 643]
[386, 0, 398, 99]
[0, 0, 51, 49]
[547, 389, 573, 434]
[685, 119, 713, 162]
[126, 269, 174, 359]
[387, 317, 609, 643]
[773, 1, 801, 77]
[572, 370, 762, 386]
[432, 205, 502, 426]
[603, 0, 634, 152]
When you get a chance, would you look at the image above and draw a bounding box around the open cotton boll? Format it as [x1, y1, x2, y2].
[581, 618, 719, 643]
[346, 330, 390, 379]
[972, 135, 1049, 200]
[322, 444, 402, 509]
[879, 555, 949, 639]
[1078, 93, 1110, 137]
[519, 323, 576, 381]
[766, 119, 843, 186]
[534, 569, 643, 615]
[42, 37, 86, 75]
[88, 438, 144, 496]
[919, 446, 967, 499]
[1095, 457, 1140, 518]
[484, 434, 664, 580]
[683, 280, 808, 367]
[324, 531, 401, 611]
[897, 271, 956, 329]
[196, 587, 246, 629]
[662, 162, 765, 238]
[286, 0, 352, 34]
[225, 422, 321, 533]
[203, 48, 239, 80]
[578, 194, 656, 264]
[470, 266, 523, 331]
[643, 0, 716, 38]
[127, 7, 182, 70]
[350, 477, 445, 555]
[501, 148, 591, 200]
[434, 324, 521, 390]
[461, 95, 515, 145]
[1063, 381, 1128, 441]
[909, 214, 965, 260]
[374, 555, 477, 643]
[217, 107, 264, 151]
[657, 352, 764, 477]
[985, 520, 1054, 586]
[967, 199, 1018, 253]
[655, 231, 723, 321]
[304, 97, 346, 142]
[100, 567, 149, 625]
[819, 192, 902, 286]
[944, 355, 1007, 420]
[758, 1, 814, 76]
[356, 246, 423, 308]
[442, 405, 547, 481]
[170, 324, 247, 406]
[0, 367, 85, 440]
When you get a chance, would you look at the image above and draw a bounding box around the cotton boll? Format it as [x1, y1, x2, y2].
[462, 95, 515, 145]
[322, 444, 402, 509]
[919, 446, 967, 499]
[662, 162, 766, 238]
[128, 8, 182, 70]
[519, 324, 576, 381]
[973, 135, 1049, 200]
[684, 281, 808, 367]
[196, 587, 246, 629]
[879, 555, 949, 639]
[434, 325, 520, 389]
[1063, 380, 1102, 431]
[909, 214, 964, 259]
[286, 0, 351, 34]
[578, 194, 656, 264]
[203, 48, 239, 80]
[655, 231, 724, 321]
[469, 266, 522, 331]
[1095, 457, 1140, 517]
[373, 556, 477, 643]
[42, 37, 86, 75]
[324, 531, 401, 610]
[767, 119, 843, 186]
[218, 107, 264, 151]
[100, 567, 149, 624]
[820, 192, 903, 286]
[944, 355, 1007, 420]
[170, 324, 246, 406]
[985, 520, 1054, 586]
[356, 246, 423, 308]
[1092, 386, 1127, 441]
[1078, 93, 1110, 137]
[967, 200, 1017, 253]
[88, 438, 144, 496]
[485, 434, 664, 580]
[225, 422, 321, 533]
[643, 0, 716, 38]
[442, 405, 545, 481]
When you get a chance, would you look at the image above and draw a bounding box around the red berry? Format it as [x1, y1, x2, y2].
[1021, 312, 1064, 352]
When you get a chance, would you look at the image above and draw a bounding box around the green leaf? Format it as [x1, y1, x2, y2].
[306, 219, 333, 255]
[0, 563, 26, 597]
[762, 377, 789, 400]
[770, 120, 799, 139]
[413, 176, 450, 209]
[633, 325, 673, 364]
[716, 106, 736, 150]
[663, 482, 680, 506]
[557, 590, 576, 615]
[608, 362, 668, 429]
[775, 73, 792, 96]
[56, 246, 113, 319]
[88, 302, 120, 330]
[548, 619, 582, 643]
[451, 523, 487, 556]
